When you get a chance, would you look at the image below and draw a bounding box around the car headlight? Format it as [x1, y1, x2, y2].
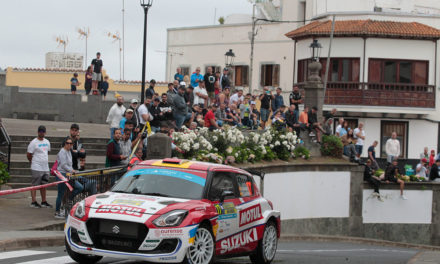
[74, 200, 86, 219]
[153, 210, 188, 227]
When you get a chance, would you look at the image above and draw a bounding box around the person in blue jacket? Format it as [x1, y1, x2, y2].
[190, 67, 204, 88]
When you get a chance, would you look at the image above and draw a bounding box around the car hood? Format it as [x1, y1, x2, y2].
[86, 192, 190, 223]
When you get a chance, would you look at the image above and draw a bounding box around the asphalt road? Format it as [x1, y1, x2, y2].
[0, 241, 418, 264]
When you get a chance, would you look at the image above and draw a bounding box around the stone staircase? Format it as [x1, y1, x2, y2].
[8, 135, 109, 189]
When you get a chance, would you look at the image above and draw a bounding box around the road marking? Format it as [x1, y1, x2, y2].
[277, 248, 416, 254]
[0, 250, 55, 260]
[16, 256, 73, 264]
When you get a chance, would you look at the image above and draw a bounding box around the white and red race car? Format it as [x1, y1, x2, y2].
[65, 158, 280, 264]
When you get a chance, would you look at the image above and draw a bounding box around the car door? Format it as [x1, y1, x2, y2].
[235, 174, 264, 231]
[207, 172, 240, 240]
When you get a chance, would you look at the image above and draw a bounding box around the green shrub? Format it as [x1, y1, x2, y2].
[320, 135, 343, 158]
[293, 146, 310, 159]
[0, 162, 10, 185]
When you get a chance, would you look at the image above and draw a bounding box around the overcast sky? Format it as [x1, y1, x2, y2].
[0, 0, 253, 81]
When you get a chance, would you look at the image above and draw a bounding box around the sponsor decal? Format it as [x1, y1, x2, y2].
[114, 194, 157, 201]
[111, 199, 144, 206]
[215, 202, 237, 217]
[239, 204, 263, 227]
[188, 226, 198, 244]
[69, 217, 82, 230]
[142, 240, 160, 249]
[153, 228, 184, 238]
[95, 205, 146, 217]
[220, 228, 258, 254]
[160, 256, 177, 260]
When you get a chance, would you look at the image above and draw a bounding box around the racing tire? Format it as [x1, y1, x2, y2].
[249, 221, 278, 264]
[183, 225, 215, 264]
[65, 238, 103, 264]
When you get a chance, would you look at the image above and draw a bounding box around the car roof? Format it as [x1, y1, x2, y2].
[136, 158, 251, 176]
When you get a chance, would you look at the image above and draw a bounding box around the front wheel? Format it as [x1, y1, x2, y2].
[250, 221, 278, 264]
[65, 238, 103, 264]
[184, 225, 215, 264]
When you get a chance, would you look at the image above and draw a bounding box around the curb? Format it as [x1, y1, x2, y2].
[280, 234, 440, 251]
[0, 235, 64, 252]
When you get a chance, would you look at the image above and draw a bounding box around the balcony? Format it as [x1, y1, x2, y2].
[323, 82, 436, 108]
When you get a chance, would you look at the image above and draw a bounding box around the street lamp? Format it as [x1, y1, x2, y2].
[225, 49, 235, 68]
[309, 39, 322, 62]
[140, 0, 153, 104]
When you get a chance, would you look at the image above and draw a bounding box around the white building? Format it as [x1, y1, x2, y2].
[166, 0, 440, 160]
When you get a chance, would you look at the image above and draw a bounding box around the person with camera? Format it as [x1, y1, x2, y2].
[54, 138, 84, 219]
[190, 67, 204, 88]
[204, 66, 216, 106]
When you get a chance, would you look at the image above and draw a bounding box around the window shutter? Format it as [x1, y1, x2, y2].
[260, 65, 265, 86]
[235, 66, 243, 86]
[352, 59, 360, 82]
[272, 64, 280, 86]
[368, 59, 382, 83]
[243, 66, 249, 86]
[413, 61, 428, 84]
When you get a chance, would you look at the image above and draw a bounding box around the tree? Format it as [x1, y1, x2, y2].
[218, 17, 225, 25]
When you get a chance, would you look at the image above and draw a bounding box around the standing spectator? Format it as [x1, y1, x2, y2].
[167, 82, 177, 107]
[272, 87, 284, 113]
[214, 78, 221, 97]
[148, 98, 162, 133]
[218, 87, 230, 106]
[429, 159, 440, 182]
[106, 129, 127, 167]
[204, 67, 216, 106]
[364, 159, 382, 201]
[385, 132, 400, 163]
[230, 88, 244, 107]
[91, 52, 103, 93]
[69, 124, 86, 171]
[174, 67, 184, 82]
[145, 79, 156, 98]
[259, 86, 273, 129]
[159, 93, 174, 129]
[84, 66, 93, 95]
[353, 122, 365, 158]
[250, 101, 260, 130]
[100, 76, 109, 100]
[173, 86, 191, 129]
[220, 68, 231, 90]
[106, 96, 126, 139]
[416, 158, 429, 179]
[190, 67, 203, 88]
[137, 96, 153, 128]
[55, 138, 84, 218]
[119, 128, 133, 165]
[70, 73, 80, 95]
[128, 99, 140, 136]
[27, 125, 52, 208]
[420, 147, 429, 161]
[194, 80, 208, 108]
[172, 80, 180, 91]
[368, 141, 379, 170]
[184, 86, 195, 108]
[204, 104, 221, 131]
[119, 109, 134, 132]
[335, 117, 344, 137]
[429, 149, 436, 168]
[384, 158, 407, 200]
[239, 97, 252, 127]
[289, 86, 303, 119]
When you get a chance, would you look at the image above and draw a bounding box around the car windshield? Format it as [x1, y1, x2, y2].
[111, 168, 206, 200]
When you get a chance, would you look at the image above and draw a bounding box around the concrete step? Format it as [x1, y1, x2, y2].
[10, 146, 106, 156]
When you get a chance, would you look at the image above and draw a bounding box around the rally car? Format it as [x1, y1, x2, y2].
[65, 158, 280, 264]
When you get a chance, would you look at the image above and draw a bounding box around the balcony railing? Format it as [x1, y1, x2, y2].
[298, 82, 436, 108]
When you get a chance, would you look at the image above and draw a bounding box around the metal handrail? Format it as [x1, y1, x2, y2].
[0, 123, 11, 172]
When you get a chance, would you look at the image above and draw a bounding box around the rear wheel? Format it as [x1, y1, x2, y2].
[184, 225, 215, 264]
[250, 221, 278, 264]
[65, 238, 103, 264]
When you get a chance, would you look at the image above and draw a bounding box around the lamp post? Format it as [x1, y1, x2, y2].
[224, 49, 235, 68]
[140, 0, 153, 104]
[309, 39, 322, 62]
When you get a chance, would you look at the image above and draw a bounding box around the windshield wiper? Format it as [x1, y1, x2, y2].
[141, 192, 170, 197]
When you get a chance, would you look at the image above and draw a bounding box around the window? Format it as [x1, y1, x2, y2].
[205, 66, 221, 75]
[236, 174, 254, 197]
[208, 173, 237, 201]
[180, 66, 190, 77]
[380, 121, 408, 158]
[233, 65, 249, 87]
[368, 59, 428, 84]
[297, 58, 360, 83]
[260, 64, 280, 87]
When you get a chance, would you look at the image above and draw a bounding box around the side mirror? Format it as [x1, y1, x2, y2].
[220, 190, 234, 204]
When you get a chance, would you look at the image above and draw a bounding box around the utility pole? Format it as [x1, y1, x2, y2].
[156, 50, 183, 81]
[249, 4, 256, 94]
[122, 0, 125, 80]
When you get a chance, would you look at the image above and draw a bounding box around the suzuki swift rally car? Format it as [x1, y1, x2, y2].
[65, 158, 280, 264]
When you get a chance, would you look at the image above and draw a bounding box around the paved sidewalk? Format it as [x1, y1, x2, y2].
[408, 251, 440, 264]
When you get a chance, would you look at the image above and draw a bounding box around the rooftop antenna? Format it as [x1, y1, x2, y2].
[106, 31, 122, 80]
[77, 27, 90, 70]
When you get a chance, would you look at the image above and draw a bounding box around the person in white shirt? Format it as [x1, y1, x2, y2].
[335, 117, 344, 137]
[353, 122, 365, 158]
[106, 96, 126, 139]
[193, 80, 208, 108]
[385, 132, 400, 163]
[229, 88, 244, 107]
[416, 158, 428, 178]
[26, 125, 52, 209]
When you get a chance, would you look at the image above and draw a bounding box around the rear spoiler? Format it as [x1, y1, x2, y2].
[245, 169, 265, 180]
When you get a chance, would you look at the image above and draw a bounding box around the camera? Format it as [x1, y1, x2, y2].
[142, 131, 148, 139]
